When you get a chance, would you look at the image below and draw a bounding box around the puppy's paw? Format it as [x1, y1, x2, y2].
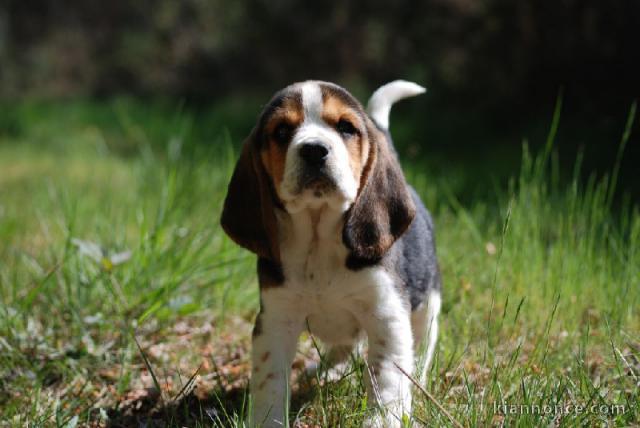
[362, 410, 408, 428]
[304, 359, 352, 383]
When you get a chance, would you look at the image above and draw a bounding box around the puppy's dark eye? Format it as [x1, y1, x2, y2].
[336, 119, 357, 137]
[273, 123, 293, 144]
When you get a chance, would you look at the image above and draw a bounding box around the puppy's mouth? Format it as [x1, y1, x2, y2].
[298, 169, 336, 197]
[280, 167, 354, 213]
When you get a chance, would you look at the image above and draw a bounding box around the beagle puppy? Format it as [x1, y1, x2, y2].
[221, 80, 441, 427]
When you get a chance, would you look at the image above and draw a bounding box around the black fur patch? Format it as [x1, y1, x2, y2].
[389, 187, 442, 310]
[252, 312, 263, 337]
[387, 184, 414, 238]
[345, 253, 381, 270]
[257, 257, 285, 287]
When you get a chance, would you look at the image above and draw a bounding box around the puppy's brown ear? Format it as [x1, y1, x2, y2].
[343, 121, 416, 267]
[221, 130, 280, 262]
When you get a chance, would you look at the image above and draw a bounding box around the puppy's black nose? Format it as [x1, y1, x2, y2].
[299, 142, 329, 166]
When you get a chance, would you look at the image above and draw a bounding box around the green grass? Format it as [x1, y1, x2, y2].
[0, 99, 638, 427]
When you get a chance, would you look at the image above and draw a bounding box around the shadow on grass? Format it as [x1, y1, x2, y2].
[105, 381, 318, 427]
[105, 384, 248, 427]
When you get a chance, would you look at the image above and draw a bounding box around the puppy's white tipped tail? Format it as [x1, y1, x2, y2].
[366, 80, 426, 130]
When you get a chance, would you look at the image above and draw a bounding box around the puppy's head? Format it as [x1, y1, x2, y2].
[260, 81, 370, 213]
[221, 80, 419, 265]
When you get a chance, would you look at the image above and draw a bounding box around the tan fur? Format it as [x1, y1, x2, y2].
[321, 95, 368, 185]
[261, 98, 304, 187]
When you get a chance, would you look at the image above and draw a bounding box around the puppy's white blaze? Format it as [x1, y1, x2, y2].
[301, 81, 323, 121]
[366, 80, 426, 130]
[280, 81, 358, 213]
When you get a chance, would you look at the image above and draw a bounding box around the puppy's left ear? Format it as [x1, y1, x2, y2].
[343, 120, 416, 266]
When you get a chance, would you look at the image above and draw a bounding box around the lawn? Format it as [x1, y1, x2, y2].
[0, 99, 638, 427]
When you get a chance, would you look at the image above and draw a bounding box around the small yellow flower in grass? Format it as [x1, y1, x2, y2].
[101, 257, 113, 271]
[72, 238, 131, 273]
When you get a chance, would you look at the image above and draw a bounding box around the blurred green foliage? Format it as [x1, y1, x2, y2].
[1, 0, 638, 108]
[0, 0, 639, 196]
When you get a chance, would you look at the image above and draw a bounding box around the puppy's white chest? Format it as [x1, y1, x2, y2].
[288, 246, 362, 344]
[277, 206, 368, 343]
[282, 231, 348, 293]
[278, 206, 349, 289]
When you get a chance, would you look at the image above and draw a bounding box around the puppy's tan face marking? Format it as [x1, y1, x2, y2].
[260, 95, 304, 189]
[320, 94, 368, 187]
[257, 81, 369, 214]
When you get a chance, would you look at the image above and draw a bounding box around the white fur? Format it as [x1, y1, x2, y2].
[250, 302, 303, 427]
[367, 80, 426, 130]
[412, 290, 441, 382]
[279, 82, 358, 214]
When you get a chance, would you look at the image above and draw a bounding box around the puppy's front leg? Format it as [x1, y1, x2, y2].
[360, 292, 414, 427]
[249, 295, 302, 428]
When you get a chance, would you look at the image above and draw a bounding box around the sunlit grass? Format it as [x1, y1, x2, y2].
[0, 100, 637, 426]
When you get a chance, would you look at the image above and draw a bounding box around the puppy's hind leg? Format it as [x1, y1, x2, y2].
[412, 290, 441, 383]
[305, 342, 358, 382]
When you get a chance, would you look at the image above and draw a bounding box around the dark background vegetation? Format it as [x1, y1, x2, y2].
[1, 0, 639, 198]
